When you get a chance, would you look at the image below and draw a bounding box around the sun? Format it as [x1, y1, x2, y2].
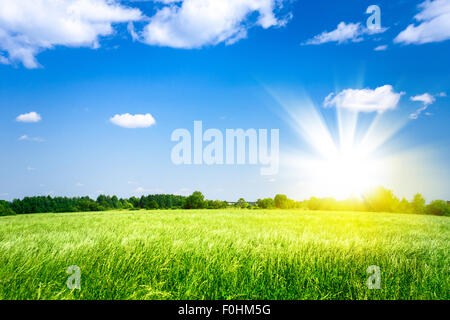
[268, 91, 401, 200]
[310, 146, 384, 200]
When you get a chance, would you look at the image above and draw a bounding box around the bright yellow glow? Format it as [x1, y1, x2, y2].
[308, 147, 384, 200]
[266, 89, 398, 200]
[264, 85, 447, 201]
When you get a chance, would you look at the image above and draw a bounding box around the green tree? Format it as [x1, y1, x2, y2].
[411, 193, 426, 214]
[363, 186, 399, 212]
[307, 197, 321, 210]
[425, 200, 450, 216]
[397, 198, 412, 213]
[235, 198, 249, 209]
[0, 201, 15, 216]
[185, 191, 205, 209]
[256, 198, 275, 209]
[274, 194, 289, 209]
[147, 200, 159, 210]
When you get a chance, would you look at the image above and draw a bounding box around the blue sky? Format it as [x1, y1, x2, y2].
[0, 0, 449, 202]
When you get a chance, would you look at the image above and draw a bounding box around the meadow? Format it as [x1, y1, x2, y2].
[0, 209, 448, 300]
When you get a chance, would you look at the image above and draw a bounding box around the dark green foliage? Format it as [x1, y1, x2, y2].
[235, 198, 249, 209]
[1, 187, 448, 217]
[185, 191, 205, 209]
[0, 201, 15, 216]
[426, 200, 450, 216]
[256, 198, 275, 209]
[139, 194, 186, 209]
[412, 193, 426, 214]
[205, 200, 228, 209]
[10, 196, 103, 214]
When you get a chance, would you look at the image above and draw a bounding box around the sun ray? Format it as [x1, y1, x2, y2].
[266, 86, 409, 200]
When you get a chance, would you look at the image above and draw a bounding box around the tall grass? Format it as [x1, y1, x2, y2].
[0, 209, 448, 300]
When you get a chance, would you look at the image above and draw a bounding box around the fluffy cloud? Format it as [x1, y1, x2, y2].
[16, 111, 41, 123]
[410, 93, 435, 105]
[0, 0, 291, 67]
[303, 22, 386, 45]
[324, 85, 404, 113]
[0, 0, 142, 68]
[395, 0, 450, 44]
[110, 113, 156, 128]
[409, 93, 441, 119]
[136, 0, 290, 48]
[374, 44, 388, 51]
[18, 134, 44, 142]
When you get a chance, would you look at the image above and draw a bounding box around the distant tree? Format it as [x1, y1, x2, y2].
[120, 199, 134, 210]
[307, 197, 321, 210]
[425, 200, 450, 216]
[0, 201, 15, 216]
[147, 200, 159, 210]
[185, 191, 205, 209]
[363, 186, 399, 212]
[129, 196, 140, 208]
[111, 195, 121, 209]
[318, 197, 337, 211]
[205, 200, 228, 209]
[274, 194, 290, 209]
[397, 198, 412, 213]
[411, 193, 426, 214]
[235, 198, 249, 209]
[96, 195, 111, 209]
[256, 198, 275, 209]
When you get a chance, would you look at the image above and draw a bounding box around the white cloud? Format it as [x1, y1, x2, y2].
[395, 0, 450, 44]
[18, 134, 45, 142]
[110, 113, 156, 128]
[410, 93, 435, 105]
[0, 0, 142, 68]
[0, 1, 291, 68]
[75, 182, 84, 187]
[374, 44, 388, 51]
[324, 85, 404, 113]
[303, 22, 386, 45]
[409, 93, 437, 119]
[135, 0, 290, 48]
[16, 111, 41, 123]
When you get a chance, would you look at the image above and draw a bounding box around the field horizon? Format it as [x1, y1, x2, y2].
[0, 209, 448, 300]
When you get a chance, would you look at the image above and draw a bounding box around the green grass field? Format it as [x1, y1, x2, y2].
[0, 209, 448, 300]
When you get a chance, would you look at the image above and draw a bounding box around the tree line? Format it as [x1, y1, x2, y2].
[0, 191, 227, 216]
[0, 186, 449, 217]
[255, 186, 449, 216]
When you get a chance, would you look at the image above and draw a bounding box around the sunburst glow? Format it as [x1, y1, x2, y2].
[267, 89, 408, 200]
